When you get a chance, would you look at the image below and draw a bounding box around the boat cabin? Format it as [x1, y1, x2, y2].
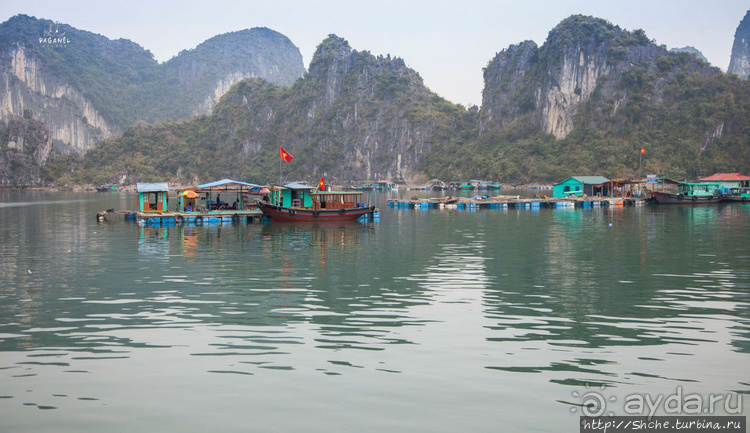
[310, 191, 364, 210]
[270, 183, 315, 208]
[270, 183, 365, 210]
[137, 183, 169, 212]
[729, 187, 750, 198]
[677, 182, 720, 197]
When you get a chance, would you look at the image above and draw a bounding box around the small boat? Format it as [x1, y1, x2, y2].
[258, 183, 377, 222]
[96, 184, 118, 192]
[722, 187, 750, 202]
[373, 180, 397, 191]
[651, 182, 722, 204]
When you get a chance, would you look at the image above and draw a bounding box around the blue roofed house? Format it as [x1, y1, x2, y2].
[136, 183, 169, 212]
[552, 176, 610, 198]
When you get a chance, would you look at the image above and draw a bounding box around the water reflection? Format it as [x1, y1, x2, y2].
[480, 206, 750, 396]
[0, 193, 748, 430]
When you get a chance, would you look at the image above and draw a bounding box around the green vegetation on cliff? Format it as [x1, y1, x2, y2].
[37, 15, 750, 186]
[52, 35, 468, 185]
[430, 15, 750, 183]
[0, 15, 305, 128]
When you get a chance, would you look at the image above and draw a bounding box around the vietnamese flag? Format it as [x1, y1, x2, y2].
[318, 177, 326, 191]
[641, 147, 646, 154]
[280, 147, 293, 162]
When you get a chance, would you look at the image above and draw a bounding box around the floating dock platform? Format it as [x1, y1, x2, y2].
[387, 196, 646, 210]
[96, 210, 265, 226]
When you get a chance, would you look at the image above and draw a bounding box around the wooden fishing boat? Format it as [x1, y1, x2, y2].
[258, 183, 377, 222]
[722, 187, 750, 202]
[651, 182, 722, 204]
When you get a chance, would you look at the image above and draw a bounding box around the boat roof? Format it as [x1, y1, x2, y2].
[679, 182, 721, 186]
[698, 173, 750, 181]
[196, 179, 260, 189]
[280, 183, 315, 190]
[136, 182, 169, 193]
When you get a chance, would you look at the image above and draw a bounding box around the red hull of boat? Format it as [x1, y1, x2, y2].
[258, 201, 376, 222]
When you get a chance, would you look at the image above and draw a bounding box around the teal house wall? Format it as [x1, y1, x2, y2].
[553, 178, 583, 198]
[136, 183, 169, 212]
[553, 176, 610, 198]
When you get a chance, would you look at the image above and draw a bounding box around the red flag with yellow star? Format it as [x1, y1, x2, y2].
[280, 147, 293, 162]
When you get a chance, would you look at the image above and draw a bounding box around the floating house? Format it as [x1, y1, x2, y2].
[137, 183, 169, 212]
[178, 179, 262, 212]
[697, 173, 750, 194]
[552, 176, 610, 198]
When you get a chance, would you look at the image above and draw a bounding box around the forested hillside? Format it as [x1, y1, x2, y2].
[25, 14, 750, 186]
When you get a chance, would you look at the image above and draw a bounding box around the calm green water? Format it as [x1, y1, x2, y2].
[0, 191, 748, 432]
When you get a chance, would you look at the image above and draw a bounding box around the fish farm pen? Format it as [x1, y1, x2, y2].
[387, 196, 647, 210]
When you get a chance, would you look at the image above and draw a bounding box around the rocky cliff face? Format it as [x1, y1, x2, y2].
[160, 28, 305, 116]
[215, 35, 466, 182]
[728, 10, 750, 79]
[479, 15, 713, 139]
[1, 46, 114, 155]
[0, 15, 305, 160]
[479, 40, 537, 131]
[77, 35, 469, 184]
[669, 46, 708, 63]
[0, 108, 53, 186]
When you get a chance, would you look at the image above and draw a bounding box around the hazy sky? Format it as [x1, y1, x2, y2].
[2, 0, 748, 106]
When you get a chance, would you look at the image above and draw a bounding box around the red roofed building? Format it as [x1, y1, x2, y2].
[697, 173, 750, 193]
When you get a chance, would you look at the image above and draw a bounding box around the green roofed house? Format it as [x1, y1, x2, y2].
[552, 176, 610, 198]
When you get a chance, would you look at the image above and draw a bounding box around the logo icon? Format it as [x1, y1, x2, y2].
[39, 22, 70, 45]
[571, 383, 617, 417]
[43, 22, 66, 37]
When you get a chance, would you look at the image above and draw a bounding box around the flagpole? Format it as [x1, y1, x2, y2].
[279, 153, 282, 186]
[638, 150, 642, 181]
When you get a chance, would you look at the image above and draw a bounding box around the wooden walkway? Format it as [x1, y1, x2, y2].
[96, 209, 264, 225]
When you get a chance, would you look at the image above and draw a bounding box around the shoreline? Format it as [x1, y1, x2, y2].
[0, 182, 556, 192]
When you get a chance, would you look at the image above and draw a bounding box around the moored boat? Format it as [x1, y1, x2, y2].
[722, 187, 750, 202]
[258, 183, 377, 222]
[651, 182, 722, 204]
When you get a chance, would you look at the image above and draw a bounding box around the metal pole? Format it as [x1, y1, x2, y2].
[638, 151, 642, 183]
